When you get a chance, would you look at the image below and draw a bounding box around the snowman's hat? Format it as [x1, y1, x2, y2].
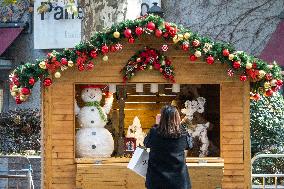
[80, 84, 107, 90]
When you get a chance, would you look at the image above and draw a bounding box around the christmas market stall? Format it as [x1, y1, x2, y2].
[8, 15, 283, 189]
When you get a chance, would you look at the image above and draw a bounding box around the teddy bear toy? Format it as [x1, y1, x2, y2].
[75, 85, 114, 158]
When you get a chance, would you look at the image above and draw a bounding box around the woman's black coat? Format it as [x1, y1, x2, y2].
[143, 126, 192, 189]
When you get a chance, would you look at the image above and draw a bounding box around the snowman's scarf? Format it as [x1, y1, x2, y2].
[84, 101, 107, 122]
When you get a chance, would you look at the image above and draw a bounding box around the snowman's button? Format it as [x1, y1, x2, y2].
[92, 145, 96, 149]
[91, 120, 94, 124]
[91, 109, 94, 111]
[92, 132, 96, 135]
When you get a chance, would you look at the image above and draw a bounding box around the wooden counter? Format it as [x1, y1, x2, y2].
[75, 158, 223, 189]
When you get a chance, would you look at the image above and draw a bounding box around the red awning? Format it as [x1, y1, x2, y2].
[0, 28, 23, 56]
[259, 20, 284, 67]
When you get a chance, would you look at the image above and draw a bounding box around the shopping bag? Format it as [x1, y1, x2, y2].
[127, 147, 149, 178]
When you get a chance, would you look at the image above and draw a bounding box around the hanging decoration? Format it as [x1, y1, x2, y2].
[8, 14, 283, 104]
[121, 47, 175, 83]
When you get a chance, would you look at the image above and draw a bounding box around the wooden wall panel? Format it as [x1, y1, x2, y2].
[220, 81, 250, 189]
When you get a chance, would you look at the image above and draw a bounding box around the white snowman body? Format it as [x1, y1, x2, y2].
[75, 86, 114, 158]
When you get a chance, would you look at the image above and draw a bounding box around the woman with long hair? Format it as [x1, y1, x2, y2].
[144, 105, 192, 189]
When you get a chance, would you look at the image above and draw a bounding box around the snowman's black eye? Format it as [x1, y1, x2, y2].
[86, 89, 89, 92]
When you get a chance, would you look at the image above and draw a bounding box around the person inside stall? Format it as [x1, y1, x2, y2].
[144, 105, 193, 189]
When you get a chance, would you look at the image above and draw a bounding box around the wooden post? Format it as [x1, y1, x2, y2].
[116, 86, 127, 156]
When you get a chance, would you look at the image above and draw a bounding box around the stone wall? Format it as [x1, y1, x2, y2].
[0, 156, 41, 189]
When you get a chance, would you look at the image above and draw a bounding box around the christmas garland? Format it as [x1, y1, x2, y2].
[121, 47, 175, 82]
[9, 14, 283, 104]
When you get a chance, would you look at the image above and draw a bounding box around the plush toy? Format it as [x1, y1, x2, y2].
[181, 97, 209, 157]
[75, 85, 114, 158]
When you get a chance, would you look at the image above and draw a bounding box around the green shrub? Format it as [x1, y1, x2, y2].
[250, 93, 284, 185]
[0, 109, 41, 154]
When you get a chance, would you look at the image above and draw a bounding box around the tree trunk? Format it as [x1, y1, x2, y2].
[80, 0, 142, 40]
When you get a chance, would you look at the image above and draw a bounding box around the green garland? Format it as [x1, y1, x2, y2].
[8, 14, 283, 104]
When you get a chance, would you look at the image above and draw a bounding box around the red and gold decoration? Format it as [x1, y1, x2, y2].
[121, 47, 175, 83]
[8, 14, 283, 103]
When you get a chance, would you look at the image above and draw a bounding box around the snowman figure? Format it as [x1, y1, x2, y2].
[75, 85, 114, 158]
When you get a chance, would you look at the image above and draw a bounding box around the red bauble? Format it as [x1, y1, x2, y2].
[163, 33, 169, 38]
[164, 22, 171, 30]
[182, 43, 189, 51]
[155, 29, 163, 37]
[206, 56, 214, 64]
[154, 63, 161, 70]
[15, 97, 22, 104]
[86, 63, 94, 70]
[240, 75, 247, 81]
[265, 73, 272, 81]
[101, 45, 109, 54]
[233, 61, 241, 69]
[222, 49, 230, 57]
[165, 60, 171, 65]
[253, 93, 260, 101]
[271, 86, 278, 92]
[128, 37, 135, 43]
[29, 78, 35, 85]
[110, 45, 117, 52]
[168, 27, 177, 36]
[124, 28, 132, 38]
[192, 40, 200, 47]
[61, 58, 68, 65]
[147, 22, 156, 31]
[277, 79, 283, 86]
[43, 78, 52, 87]
[14, 80, 20, 86]
[90, 50, 98, 58]
[265, 89, 273, 96]
[51, 57, 57, 62]
[21, 87, 30, 95]
[252, 63, 258, 69]
[189, 55, 197, 61]
[78, 65, 85, 71]
[135, 27, 143, 36]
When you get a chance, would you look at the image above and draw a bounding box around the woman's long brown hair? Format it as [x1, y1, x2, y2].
[157, 105, 181, 138]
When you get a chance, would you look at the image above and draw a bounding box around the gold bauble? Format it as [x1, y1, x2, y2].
[258, 70, 266, 78]
[39, 61, 46, 69]
[173, 35, 179, 44]
[113, 31, 120, 38]
[11, 85, 19, 92]
[194, 50, 202, 58]
[267, 65, 273, 70]
[20, 95, 28, 101]
[11, 91, 18, 97]
[270, 79, 277, 86]
[178, 34, 184, 40]
[246, 62, 252, 69]
[228, 54, 234, 61]
[68, 60, 74, 67]
[103, 55, 109, 62]
[54, 72, 61, 78]
[264, 82, 270, 89]
[184, 32, 191, 39]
